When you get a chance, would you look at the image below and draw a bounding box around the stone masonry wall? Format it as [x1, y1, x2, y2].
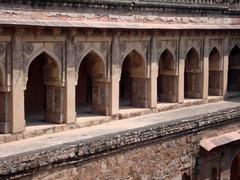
[1, 107, 240, 179]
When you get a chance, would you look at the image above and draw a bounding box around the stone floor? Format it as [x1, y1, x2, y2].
[0, 97, 240, 158]
[0, 96, 224, 144]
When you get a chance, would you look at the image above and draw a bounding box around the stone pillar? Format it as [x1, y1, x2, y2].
[92, 81, 109, 115]
[149, 36, 157, 108]
[45, 85, 64, 123]
[202, 37, 209, 100]
[131, 78, 148, 107]
[223, 37, 229, 98]
[0, 92, 10, 133]
[178, 58, 185, 103]
[10, 30, 25, 133]
[178, 38, 185, 103]
[64, 33, 76, 123]
[110, 34, 120, 115]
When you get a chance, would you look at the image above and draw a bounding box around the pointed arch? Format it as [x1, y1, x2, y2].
[185, 47, 200, 68]
[121, 49, 146, 78]
[25, 51, 63, 124]
[25, 47, 61, 77]
[76, 49, 107, 116]
[209, 47, 221, 70]
[209, 47, 222, 96]
[119, 48, 147, 108]
[159, 48, 175, 73]
[228, 45, 240, 91]
[121, 48, 146, 68]
[76, 49, 106, 77]
[184, 47, 202, 99]
[157, 48, 177, 103]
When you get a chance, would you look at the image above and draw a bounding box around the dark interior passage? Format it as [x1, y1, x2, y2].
[119, 50, 145, 107]
[158, 49, 177, 103]
[184, 48, 201, 99]
[76, 51, 105, 115]
[25, 52, 60, 123]
[25, 54, 46, 122]
[76, 56, 93, 114]
[228, 46, 240, 91]
[209, 47, 222, 96]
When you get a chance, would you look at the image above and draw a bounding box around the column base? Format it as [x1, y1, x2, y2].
[0, 121, 10, 134]
[45, 112, 64, 124]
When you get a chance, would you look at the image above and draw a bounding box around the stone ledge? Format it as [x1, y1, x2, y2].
[0, 104, 239, 178]
[0, 0, 239, 15]
[0, 97, 223, 144]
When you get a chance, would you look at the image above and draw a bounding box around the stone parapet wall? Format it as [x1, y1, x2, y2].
[1, 106, 240, 179]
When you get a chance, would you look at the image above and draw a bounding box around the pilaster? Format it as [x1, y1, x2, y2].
[10, 29, 25, 133]
[64, 30, 77, 123]
[110, 33, 120, 115]
[223, 37, 229, 98]
[202, 37, 209, 100]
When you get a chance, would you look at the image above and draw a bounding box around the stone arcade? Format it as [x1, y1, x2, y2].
[0, 0, 240, 179]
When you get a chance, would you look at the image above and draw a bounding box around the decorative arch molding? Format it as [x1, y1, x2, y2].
[209, 47, 222, 70]
[75, 41, 109, 81]
[119, 40, 148, 68]
[158, 48, 178, 75]
[208, 39, 222, 57]
[23, 48, 62, 90]
[76, 48, 106, 75]
[185, 47, 200, 60]
[156, 39, 177, 62]
[23, 41, 64, 89]
[120, 48, 146, 68]
[75, 49, 107, 84]
[183, 39, 202, 59]
[228, 38, 240, 54]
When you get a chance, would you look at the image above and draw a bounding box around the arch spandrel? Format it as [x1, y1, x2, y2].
[121, 49, 146, 78]
[24, 50, 62, 90]
[209, 47, 222, 71]
[158, 48, 177, 76]
[185, 47, 201, 72]
[76, 49, 106, 83]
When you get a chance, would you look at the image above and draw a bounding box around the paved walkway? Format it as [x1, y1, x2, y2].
[0, 99, 240, 159]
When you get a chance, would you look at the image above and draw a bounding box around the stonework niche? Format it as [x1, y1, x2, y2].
[25, 52, 63, 124]
[120, 49, 147, 108]
[76, 51, 108, 116]
[209, 47, 222, 96]
[228, 46, 240, 91]
[184, 48, 202, 98]
[158, 49, 178, 103]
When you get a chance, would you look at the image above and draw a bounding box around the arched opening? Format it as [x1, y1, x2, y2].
[228, 46, 240, 95]
[120, 50, 146, 108]
[209, 47, 222, 96]
[158, 49, 177, 103]
[25, 52, 61, 124]
[76, 51, 106, 116]
[184, 48, 202, 99]
[230, 152, 240, 180]
[210, 167, 218, 180]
